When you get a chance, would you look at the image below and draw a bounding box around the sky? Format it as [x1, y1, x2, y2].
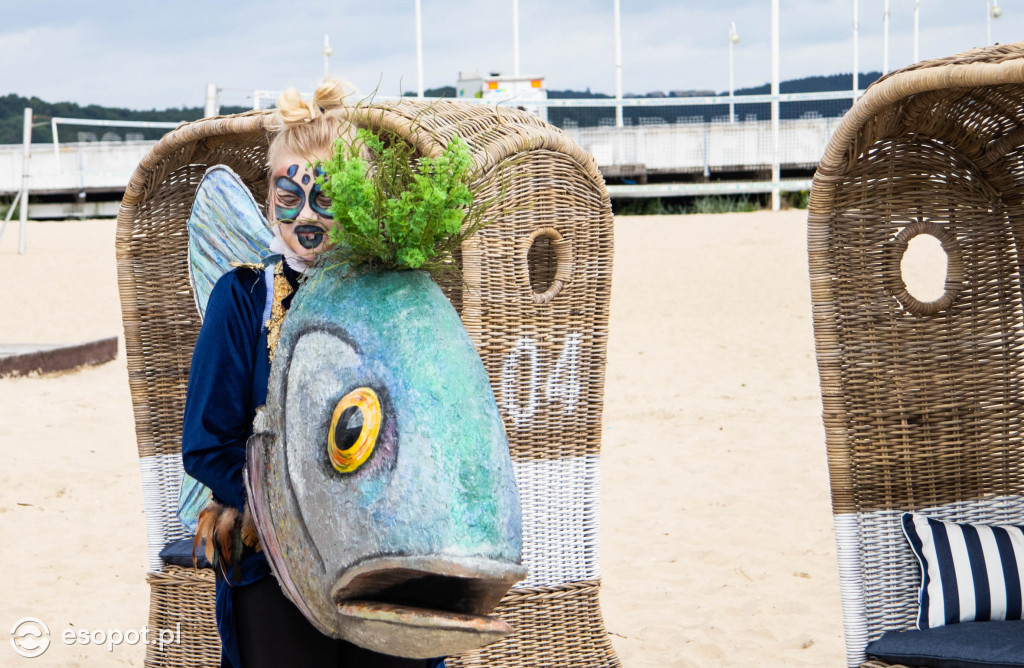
[3, 0, 1024, 110]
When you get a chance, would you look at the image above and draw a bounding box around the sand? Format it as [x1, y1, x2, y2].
[0, 210, 843, 667]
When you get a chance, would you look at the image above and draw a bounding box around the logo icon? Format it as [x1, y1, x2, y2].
[10, 618, 50, 658]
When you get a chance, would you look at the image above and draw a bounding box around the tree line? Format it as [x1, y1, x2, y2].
[1, 72, 881, 144]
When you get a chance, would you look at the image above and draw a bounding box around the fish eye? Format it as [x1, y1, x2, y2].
[327, 387, 381, 473]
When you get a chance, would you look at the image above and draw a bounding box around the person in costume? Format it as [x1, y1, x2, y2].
[181, 79, 446, 668]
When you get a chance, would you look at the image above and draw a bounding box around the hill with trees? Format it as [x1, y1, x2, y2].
[0, 94, 248, 144]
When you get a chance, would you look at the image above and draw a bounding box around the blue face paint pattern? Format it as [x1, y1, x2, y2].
[310, 166, 332, 218]
[274, 163, 333, 224]
[274, 164, 305, 223]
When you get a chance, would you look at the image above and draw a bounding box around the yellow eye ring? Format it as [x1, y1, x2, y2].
[328, 387, 381, 473]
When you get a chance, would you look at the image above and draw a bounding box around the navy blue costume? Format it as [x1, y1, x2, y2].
[182, 263, 444, 668]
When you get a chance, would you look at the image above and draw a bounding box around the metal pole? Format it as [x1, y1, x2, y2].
[771, 0, 780, 211]
[204, 83, 219, 117]
[729, 22, 737, 123]
[415, 0, 424, 98]
[19, 107, 31, 254]
[728, 38, 735, 123]
[914, 0, 920, 62]
[853, 0, 859, 96]
[51, 117, 60, 171]
[883, 0, 890, 74]
[513, 0, 520, 77]
[988, 0, 1002, 45]
[614, 0, 623, 128]
[322, 35, 332, 77]
[987, 0, 992, 45]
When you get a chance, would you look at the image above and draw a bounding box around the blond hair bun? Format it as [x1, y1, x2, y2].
[274, 79, 355, 128]
[275, 87, 320, 126]
[313, 79, 350, 111]
[266, 77, 359, 170]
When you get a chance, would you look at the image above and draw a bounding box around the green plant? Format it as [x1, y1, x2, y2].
[690, 195, 760, 214]
[613, 198, 666, 215]
[316, 127, 488, 278]
[612, 194, 766, 216]
[785, 190, 809, 209]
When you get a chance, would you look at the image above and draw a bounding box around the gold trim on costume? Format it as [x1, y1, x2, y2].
[266, 262, 293, 362]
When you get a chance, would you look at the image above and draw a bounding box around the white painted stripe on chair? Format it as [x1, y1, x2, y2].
[512, 454, 602, 588]
[833, 512, 870, 668]
[139, 454, 188, 572]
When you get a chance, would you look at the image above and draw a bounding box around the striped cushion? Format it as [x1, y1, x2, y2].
[902, 513, 1024, 629]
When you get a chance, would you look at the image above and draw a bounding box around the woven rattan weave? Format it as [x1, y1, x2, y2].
[809, 43, 1024, 668]
[116, 100, 619, 667]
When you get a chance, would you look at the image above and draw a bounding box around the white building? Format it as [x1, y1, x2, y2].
[457, 71, 548, 121]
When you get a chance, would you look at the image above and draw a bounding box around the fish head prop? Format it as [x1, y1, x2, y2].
[245, 267, 526, 659]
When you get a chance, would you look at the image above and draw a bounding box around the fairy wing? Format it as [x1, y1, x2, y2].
[188, 164, 274, 318]
[179, 164, 274, 533]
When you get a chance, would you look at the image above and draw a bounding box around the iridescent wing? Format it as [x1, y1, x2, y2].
[188, 164, 273, 319]
[179, 165, 273, 533]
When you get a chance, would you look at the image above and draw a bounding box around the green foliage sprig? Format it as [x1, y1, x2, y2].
[316, 127, 487, 276]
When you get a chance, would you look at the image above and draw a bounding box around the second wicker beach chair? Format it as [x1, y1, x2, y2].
[810, 43, 1024, 668]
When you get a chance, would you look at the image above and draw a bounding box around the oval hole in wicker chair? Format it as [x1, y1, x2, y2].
[901, 233, 947, 303]
[525, 227, 572, 304]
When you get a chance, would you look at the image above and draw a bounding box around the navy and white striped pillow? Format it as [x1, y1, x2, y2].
[902, 513, 1024, 629]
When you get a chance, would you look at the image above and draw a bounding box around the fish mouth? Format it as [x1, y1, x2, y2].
[330, 556, 528, 658]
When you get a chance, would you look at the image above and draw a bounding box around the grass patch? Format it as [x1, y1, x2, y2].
[612, 194, 766, 216]
[691, 195, 760, 214]
[785, 190, 809, 209]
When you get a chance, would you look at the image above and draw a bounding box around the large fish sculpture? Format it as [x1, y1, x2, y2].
[184, 165, 526, 658]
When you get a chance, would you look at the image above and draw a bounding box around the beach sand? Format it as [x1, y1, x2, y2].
[0, 210, 843, 667]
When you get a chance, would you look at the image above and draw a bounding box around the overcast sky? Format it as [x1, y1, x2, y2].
[4, 1, 1024, 109]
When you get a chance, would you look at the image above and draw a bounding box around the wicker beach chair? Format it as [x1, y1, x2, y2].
[808, 43, 1024, 668]
[116, 101, 620, 667]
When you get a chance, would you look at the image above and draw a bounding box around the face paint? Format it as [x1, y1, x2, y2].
[295, 224, 326, 249]
[310, 165, 332, 218]
[274, 164, 306, 223]
[270, 154, 336, 260]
